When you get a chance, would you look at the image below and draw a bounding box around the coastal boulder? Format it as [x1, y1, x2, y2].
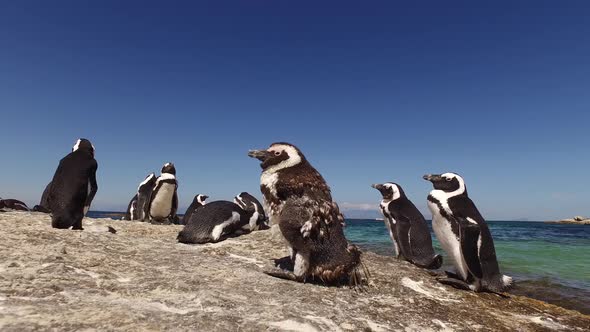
[0, 211, 589, 331]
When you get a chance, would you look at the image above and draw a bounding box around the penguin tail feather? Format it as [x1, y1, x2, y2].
[502, 275, 513, 287]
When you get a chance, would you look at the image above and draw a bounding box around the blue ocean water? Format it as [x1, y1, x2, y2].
[89, 211, 590, 314]
[345, 219, 590, 314]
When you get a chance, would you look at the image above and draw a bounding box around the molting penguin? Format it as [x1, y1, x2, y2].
[0, 199, 30, 211]
[248, 142, 366, 285]
[181, 194, 208, 225]
[48, 138, 98, 230]
[234, 192, 269, 231]
[177, 200, 252, 244]
[424, 172, 512, 292]
[33, 181, 52, 213]
[148, 163, 178, 224]
[372, 182, 442, 269]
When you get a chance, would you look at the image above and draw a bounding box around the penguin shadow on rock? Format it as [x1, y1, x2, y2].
[424, 172, 512, 296]
[371, 182, 443, 270]
[177, 192, 269, 244]
[248, 142, 369, 287]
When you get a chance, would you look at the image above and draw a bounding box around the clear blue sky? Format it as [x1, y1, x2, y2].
[1, 1, 589, 220]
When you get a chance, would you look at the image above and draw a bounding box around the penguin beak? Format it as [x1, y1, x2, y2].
[248, 149, 271, 161]
[423, 174, 443, 182]
[371, 184, 384, 190]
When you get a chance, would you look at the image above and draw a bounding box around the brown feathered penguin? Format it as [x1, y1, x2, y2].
[248, 142, 366, 285]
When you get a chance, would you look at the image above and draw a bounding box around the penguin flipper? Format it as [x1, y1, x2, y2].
[395, 217, 413, 262]
[457, 216, 483, 279]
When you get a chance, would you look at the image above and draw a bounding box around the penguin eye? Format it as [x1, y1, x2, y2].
[274, 151, 281, 156]
[445, 177, 452, 182]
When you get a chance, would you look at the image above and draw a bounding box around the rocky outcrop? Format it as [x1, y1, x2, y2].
[0, 211, 589, 331]
[548, 216, 590, 225]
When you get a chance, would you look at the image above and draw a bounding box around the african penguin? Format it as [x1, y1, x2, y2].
[424, 172, 512, 293]
[123, 173, 158, 221]
[0, 199, 30, 211]
[177, 200, 253, 244]
[33, 181, 52, 213]
[181, 194, 208, 225]
[48, 138, 98, 230]
[372, 182, 442, 269]
[248, 142, 365, 285]
[124, 194, 138, 221]
[148, 163, 178, 224]
[234, 192, 269, 231]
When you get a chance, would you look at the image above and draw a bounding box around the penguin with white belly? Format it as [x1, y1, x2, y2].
[148, 163, 178, 224]
[424, 172, 512, 293]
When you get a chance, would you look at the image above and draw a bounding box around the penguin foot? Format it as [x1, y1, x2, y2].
[436, 277, 473, 291]
[444, 270, 463, 279]
[263, 266, 301, 282]
[273, 256, 294, 271]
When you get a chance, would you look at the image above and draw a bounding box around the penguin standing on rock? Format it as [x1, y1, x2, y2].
[177, 200, 253, 244]
[424, 172, 512, 293]
[124, 173, 157, 221]
[181, 194, 208, 225]
[148, 163, 178, 224]
[33, 182, 52, 213]
[372, 182, 442, 269]
[234, 192, 269, 231]
[248, 142, 366, 285]
[124, 194, 138, 221]
[48, 138, 98, 230]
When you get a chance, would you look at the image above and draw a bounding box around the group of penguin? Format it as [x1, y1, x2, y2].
[372, 175, 512, 293]
[121, 162, 269, 243]
[3, 138, 512, 294]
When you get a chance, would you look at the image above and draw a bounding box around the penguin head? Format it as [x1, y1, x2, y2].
[193, 194, 208, 205]
[248, 142, 306, 173]
[161, 162, 176, 175]
[72, 138, 95, 157]
[371, 182, 405, 201]
[423, 172, 466, 195]
[234, 192, 262, 212]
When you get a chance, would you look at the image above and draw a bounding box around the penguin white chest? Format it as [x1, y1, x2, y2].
[260, 172, 278, 198]
[150, 183, 175, 218]
[380, 200, 399, 256]
[427, 199, 468, 280]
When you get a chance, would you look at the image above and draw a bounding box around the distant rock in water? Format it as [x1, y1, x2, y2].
[547, 216, 590, 225]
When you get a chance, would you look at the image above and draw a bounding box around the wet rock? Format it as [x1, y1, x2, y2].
[0, 211, 588, 331]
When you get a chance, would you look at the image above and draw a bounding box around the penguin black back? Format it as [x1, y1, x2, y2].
[48, 138, 98, 230]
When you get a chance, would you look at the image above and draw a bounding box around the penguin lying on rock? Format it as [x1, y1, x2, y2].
[0, 198, 30, 211]
[424, 172, 512, 293]
[177, 197, 260, 244]
[181, 194, 209, 225]
[233, 192, 269, 231]
[248, 142, 367, 286]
